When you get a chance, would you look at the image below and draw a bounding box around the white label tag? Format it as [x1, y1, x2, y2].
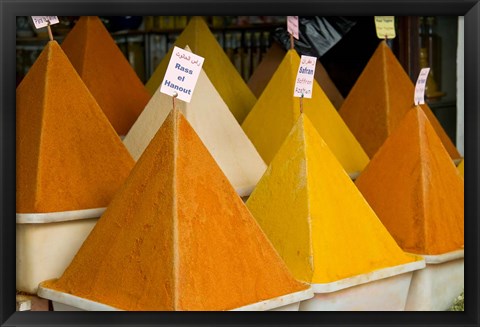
[414, 68, 430, 105]
[294, 55, 317, 98]
[374, 16, 396, 39]
[31, 16, 59, 29]
[287, 16, 299, 40]
[160, 46, 205, 103]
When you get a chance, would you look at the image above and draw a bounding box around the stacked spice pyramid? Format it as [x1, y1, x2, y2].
[61, 16, 151, 136]
[124, 54, 266, 197]
[146, 16, 256, 124]
[40, 109, 309, 311]
[242, 49, 369, 177]
[16, 41, 135, 213]
[355, 107, 464, 255]
[123, 53, 266, 196]
[246, 114, 420, 284]
[339, 40, 461, 160]
[247, 42, 344, 109]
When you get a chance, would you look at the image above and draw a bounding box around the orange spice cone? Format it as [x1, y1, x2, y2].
[16, 41, 135, 213]
[355, 107, 464, 255]
[61, 16, 151, 136]
[247, 41, 344, 109]
[145, 16, 256, 124]
[246, 114, 420, 285]
[339, 40, 461, 160]
[242, 49, 369, 176]
[247, 42, 286, 98]
[40, 109, 309, 311]
[124, 57, 266, 197]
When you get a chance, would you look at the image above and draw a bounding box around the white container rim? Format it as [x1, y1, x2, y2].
[16, 207, 106, 224]
[37, 284, 120, 311]
[410, 248, 464, 264]
[231, 287, 313, 311]
[38, 283, 313, 311]
[310, 259, 426, 294]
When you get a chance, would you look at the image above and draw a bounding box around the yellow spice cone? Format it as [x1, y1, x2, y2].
[16, 41, 135, 213]
[247, 42, 344, 109]
[457, 159, 464, 178]
[246, 114, 419, 284]
[339, 41, 461, 160]
[61, 16, 151, 136]
[145, 16, 256, 124]
[355, 107, 464, 255]
[242, 49, 369, 176]
[41, 109, 308, 311]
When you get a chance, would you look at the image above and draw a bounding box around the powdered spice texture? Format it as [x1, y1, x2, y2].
[43, 109, 307, 310]
[246, 115, 419, 284]
[339, 41, 461, 160]
[61, 16, 151, 135]
[16, 41, 135, 213]
[355, 108, 464, 255]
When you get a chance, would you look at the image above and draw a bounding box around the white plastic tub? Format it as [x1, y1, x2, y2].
[37, 284, 313, 311]
[405, 249, 464, 311]
[299, 259, 425, 311]
[16, 208, 105, 294]
[232, 288, 313, 311]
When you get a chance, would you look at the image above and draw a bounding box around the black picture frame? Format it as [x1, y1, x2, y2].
[2, 1, 478, 326]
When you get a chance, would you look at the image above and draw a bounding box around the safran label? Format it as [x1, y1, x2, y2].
[31, 16, 59, 29]
[160, 46, 204, 103]
[294, 55, 317, 98]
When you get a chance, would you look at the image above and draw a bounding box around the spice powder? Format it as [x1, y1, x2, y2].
[16, 41, 134, 213]
[242, 49, 369, 175]
[43, 109, 308, 310]
[61, 16, 151, 135]
[355, 108, 464, 255]
[246, 114, 419, 284]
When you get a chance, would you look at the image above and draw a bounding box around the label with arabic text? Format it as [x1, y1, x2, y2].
[293, 55, 317, 98]
[31, 16, 59, 29]
[160, 46, 205, 103]
[414, 68, 430, 105]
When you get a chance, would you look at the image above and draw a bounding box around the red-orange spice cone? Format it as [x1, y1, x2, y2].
[16, 40, 135, 213]
[39, 109, 311, 311]
[355, 107, 463, 255]
[339, 40, 461, 160]
[355, 107, 464, 310]
[61, 16, 151, 136]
